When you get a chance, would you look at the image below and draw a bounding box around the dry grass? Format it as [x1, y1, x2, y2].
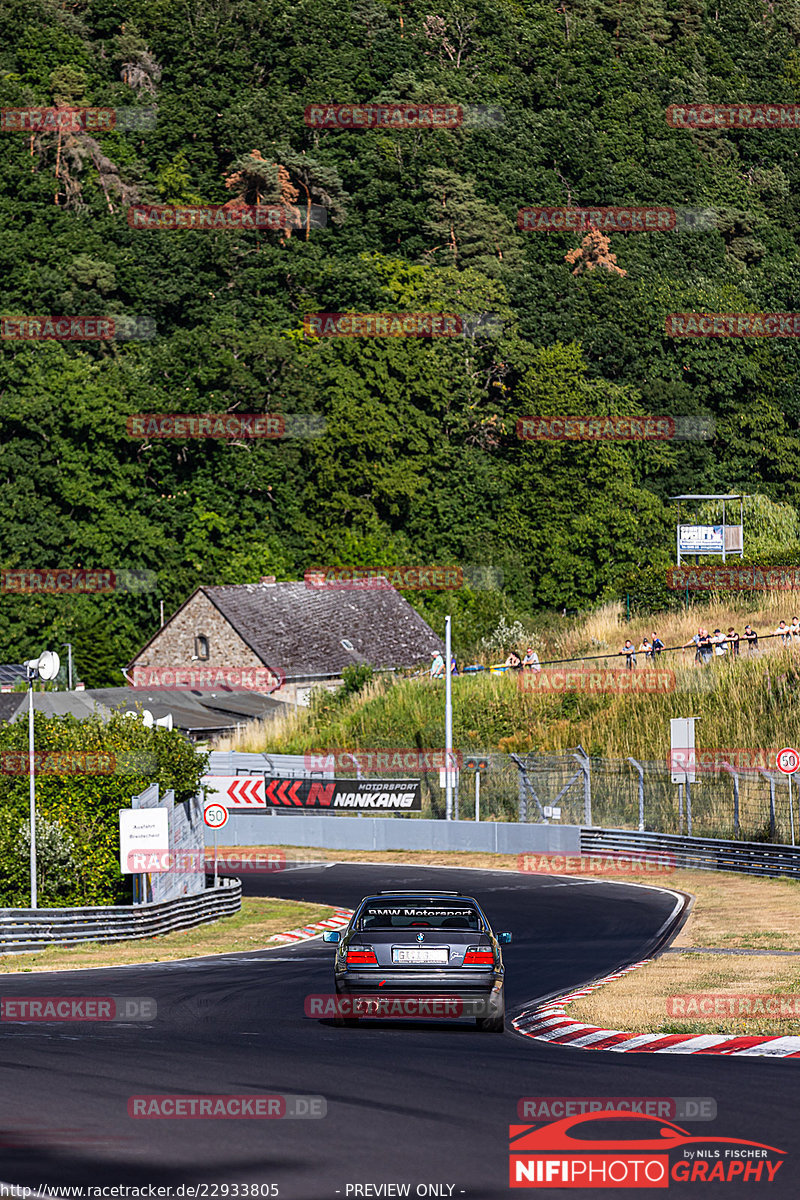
[0, 897, 333, 974]
[568, 954, 800, 1037]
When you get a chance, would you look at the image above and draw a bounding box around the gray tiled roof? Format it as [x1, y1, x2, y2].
[0, 664, 25, 687]
[203, 581, 444, 678]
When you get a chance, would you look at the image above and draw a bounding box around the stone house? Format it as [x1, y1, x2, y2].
[127, 577, 444, 705]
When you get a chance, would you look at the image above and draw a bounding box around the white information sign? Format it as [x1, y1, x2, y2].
[119, 808, 169, 875]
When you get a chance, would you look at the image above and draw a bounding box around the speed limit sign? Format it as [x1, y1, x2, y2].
[204, 802, 229, 829]
[776, 747, 800, 775]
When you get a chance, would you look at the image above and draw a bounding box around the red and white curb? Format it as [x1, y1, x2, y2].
[267, 907, 353, 945]
[513, 958, 800, 1057]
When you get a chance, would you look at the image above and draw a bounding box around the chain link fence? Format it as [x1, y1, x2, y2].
[388, 750, 798, 843]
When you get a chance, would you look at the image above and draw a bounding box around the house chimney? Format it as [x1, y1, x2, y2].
[260, 575, 276, 586]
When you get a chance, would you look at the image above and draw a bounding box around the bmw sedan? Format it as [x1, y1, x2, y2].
[322, 890, 511, 1031]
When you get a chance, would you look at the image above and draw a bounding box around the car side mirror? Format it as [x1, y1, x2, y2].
[322, 930, 341, 943]
[498, 931, 512, 944]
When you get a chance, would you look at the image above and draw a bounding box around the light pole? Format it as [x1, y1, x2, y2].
[61, 643, 73, 690]
[24, 650, 61, 908]
[445, 616, 453, 820]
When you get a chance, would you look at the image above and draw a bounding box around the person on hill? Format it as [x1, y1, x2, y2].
[652, 633, 665, 659]
[685, 628, 712, 665]
[504, 650, 522, 669]
[639, 636, 653, 662]
[743, 625, 759, 653]
[775, 620, 791, 646]
[726, 627, 740, 657]
[522, 646, 541, 672]
[622, 639, 636, 669]
[711, 629, 727, 657]
[791, 617, 800, 645]
[430, 649, 445, 678]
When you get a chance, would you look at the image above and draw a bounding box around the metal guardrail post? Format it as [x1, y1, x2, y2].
[627, 758, 645, 831]
[685, 778, 693, 836]
[720, 762, 739, 836]
[574, 746, 592, 826]
[759, 769, 777, 841]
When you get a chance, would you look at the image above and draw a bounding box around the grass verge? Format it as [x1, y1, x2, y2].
[0, 897, 334, 974]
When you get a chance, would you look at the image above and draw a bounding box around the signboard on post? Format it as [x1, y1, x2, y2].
[678, 525, 724, 555]
[119, 807, 169, 875]
[670, 718, 697, 784]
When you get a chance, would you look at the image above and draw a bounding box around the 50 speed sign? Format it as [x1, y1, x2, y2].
[776, 747, 800, 775]
[204, 802, 229, 829]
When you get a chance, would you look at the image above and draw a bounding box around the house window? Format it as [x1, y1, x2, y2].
[195, 635, 209, 660]
[341, 638, 354, 651]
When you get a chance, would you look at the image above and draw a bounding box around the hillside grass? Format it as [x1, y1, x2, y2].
[222, 595, 800, 762]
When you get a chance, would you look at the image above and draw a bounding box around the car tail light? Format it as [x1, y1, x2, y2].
[463, 948, 495, 965]
[346, 947, 378, 965]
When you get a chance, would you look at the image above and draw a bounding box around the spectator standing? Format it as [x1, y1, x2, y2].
[522, 646, 541, 672]
[775, 620, 791, 646]
[622, 639, 636, 669]
[504, 651, 522, 670]
[726, 627, 740, 658]
[685, 628, 713, 665]
[450, 654, 459, 675]
[430, 649, 445, 679]
[652, 633, 665, 659]
[711, 629, 727, 657]
[743, 625, 759, 653]
[791, 617, 800, 645]
[639, 637, 653, 662]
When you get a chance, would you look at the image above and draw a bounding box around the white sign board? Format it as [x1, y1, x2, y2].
[670, 717, 697, 784]
[119, 807, 169, 875]
[543, 806, 562, 820]
[201, 775, 266, 808]
[439, 769, 458, 788]
[679, 525, 724, 555]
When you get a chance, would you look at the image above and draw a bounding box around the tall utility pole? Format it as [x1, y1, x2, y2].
[445, 616, 453, 820]
[61, 643, 73, 690]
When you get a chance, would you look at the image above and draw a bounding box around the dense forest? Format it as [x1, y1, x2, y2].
[3, 0, 800, 683]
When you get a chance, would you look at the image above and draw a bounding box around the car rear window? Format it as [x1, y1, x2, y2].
[359, 903, 482, 930]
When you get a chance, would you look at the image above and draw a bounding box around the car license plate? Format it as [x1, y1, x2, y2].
[392, 947, 449, 964]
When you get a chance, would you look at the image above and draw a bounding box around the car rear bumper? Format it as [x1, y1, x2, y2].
[336, 969, 499, 992]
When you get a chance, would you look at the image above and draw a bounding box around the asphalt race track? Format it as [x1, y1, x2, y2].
[1, 862, 798, 1198]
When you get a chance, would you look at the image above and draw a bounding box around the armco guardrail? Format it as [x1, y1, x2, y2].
[0, 876, 241, 955]
[581, 827, 800, 879]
